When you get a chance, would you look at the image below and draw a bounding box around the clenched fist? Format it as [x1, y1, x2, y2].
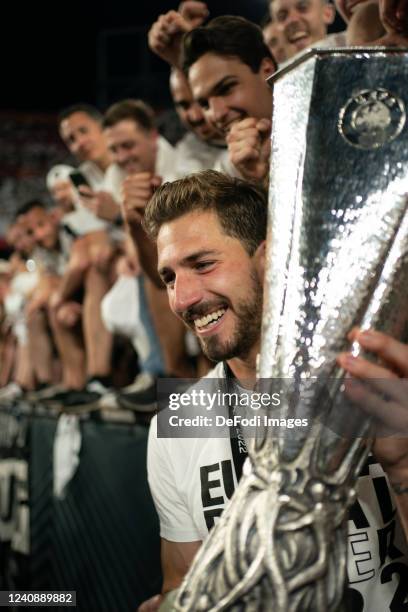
[227, 117, 272, 183]
[121, 172, 162, 228]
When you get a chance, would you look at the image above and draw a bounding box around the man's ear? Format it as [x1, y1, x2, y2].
[260, 57, 277, 79]
[323, 2, 336, 25]
[254, 240, 267, 279]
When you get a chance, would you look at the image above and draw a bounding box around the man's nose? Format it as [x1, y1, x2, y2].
[208, 97, 229, 126]
[116, 147, 131, 164]
[172, 272, 203, 314]
[284, 7, 301, 27]
[76, 133, 88, 151]
[188, 103, 205, 124]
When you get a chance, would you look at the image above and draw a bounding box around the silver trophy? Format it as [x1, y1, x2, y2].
[171, 49, 408, 611]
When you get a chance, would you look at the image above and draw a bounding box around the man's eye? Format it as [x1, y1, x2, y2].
[161, 273, 175, 286]
[195, 261, 214, 271]
[277, 10, 287, 21]
[297, 1, 309, 11]
[218, 82, 236, 96]
[198, 99, 209, 110]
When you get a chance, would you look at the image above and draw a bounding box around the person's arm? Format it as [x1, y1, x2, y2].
[78, 186, 121, 223]
[121, 172, 164, 288]
[148, 2, 208, 67]
[161, 538, 201, 593]
[379, 0, 408, 34]
[337, 328, 408, 540]
[226, 118, 272, 184]
[139, 420, 203, 611]
[137, 539, 201, 611]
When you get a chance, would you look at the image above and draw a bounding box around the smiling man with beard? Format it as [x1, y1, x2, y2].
[139, 170, 408, 612]
[137, 171, 267, 610]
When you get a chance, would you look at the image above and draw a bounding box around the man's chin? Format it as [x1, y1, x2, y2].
[294, 38, 311, 51]
[199, 336, 237, 363]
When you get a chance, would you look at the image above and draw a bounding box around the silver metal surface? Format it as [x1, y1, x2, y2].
[172, 49, 408, 611]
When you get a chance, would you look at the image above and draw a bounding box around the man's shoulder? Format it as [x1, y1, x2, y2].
[156, 136, 177, 182]
[150, 362, 225, 431]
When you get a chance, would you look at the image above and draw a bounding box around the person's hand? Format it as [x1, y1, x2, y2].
[337, 328, 408, 481]
[137, 594, 163, 612]
[78, 187, 121, 223]
[178, 1, 209, 27]
[335, 0, 371, 23]
[49, 289, 64, 313]
[56, 301, 82, 327]
[148, 11, 192, 67]
[227, 118, 272, 183]
[370, 30, 408, 44]
[379, 0, 408, 34]
[26, 293, 48, 316]
[122, 173, 162, 228]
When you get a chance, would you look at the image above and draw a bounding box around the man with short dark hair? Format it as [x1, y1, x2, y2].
[141, 170, 408, 611]
[59, 104, 111, 190]
[102, 99, 195, 385]
[169, 67, 227, 177]
[182, 16, 276, 133]
[181, 15, 277, 184]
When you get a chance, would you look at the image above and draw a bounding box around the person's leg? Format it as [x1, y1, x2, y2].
[49, 304, 86, 390]
[14, 342, 35, 390]
[57, 237, 90, 302]
[83, 232, 114, 382]
[144, 277, 195, 378]
[27, 308, 55, 386]
[135, 275, 165, 376]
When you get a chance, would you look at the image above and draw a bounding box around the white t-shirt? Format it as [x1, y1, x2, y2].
[64, 160, 114, 236]
[148, 362, 408, 611]
[174, 133, 227, 178]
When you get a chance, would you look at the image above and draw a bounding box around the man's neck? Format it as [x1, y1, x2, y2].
[226, 343, 259, 389]
[95, 152, 112, 172]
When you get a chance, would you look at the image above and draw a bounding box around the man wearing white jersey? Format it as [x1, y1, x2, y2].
[102, 99, 195, 405]
[140, 170, 408, 611]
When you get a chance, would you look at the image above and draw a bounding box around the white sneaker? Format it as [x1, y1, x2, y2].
[97, 372, 155, 410]
[0, 382, 23, 402]
[120, 372, 155, 394]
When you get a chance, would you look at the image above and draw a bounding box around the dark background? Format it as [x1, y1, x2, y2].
[0, 0, 344, 236]
[1, 0, 271, 112]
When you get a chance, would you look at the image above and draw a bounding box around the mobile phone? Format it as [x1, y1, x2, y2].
[69, 171, 90, 190]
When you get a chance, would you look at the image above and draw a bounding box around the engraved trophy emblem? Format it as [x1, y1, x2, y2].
[338, 88, 406, 150]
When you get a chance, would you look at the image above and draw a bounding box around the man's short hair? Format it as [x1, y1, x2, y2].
[144, 170, 268, 256]
[182, 15, 276, 75]
[103, 99, 156, 131]
[58, 104, 103, 127]
[15, 199, 46, 220]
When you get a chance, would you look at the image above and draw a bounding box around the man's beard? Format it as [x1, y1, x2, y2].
[199, 271, 263, 363]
